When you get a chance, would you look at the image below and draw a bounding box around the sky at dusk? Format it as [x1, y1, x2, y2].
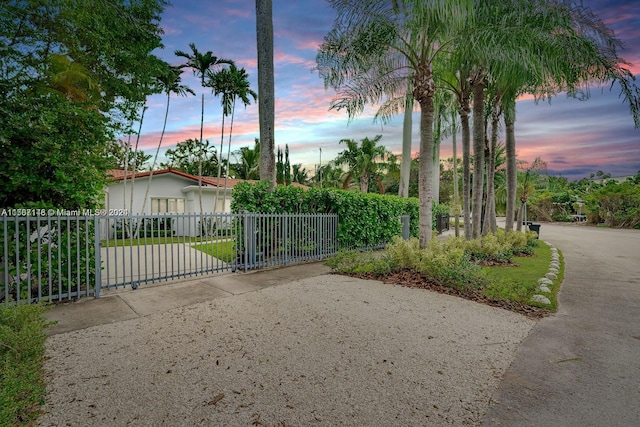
[136, 0, 640, 181]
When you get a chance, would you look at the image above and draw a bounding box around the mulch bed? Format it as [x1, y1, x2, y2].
[343, 268, 551, 319]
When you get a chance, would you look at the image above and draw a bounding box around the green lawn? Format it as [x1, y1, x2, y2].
[482, 242, 563, 311]
[102, 235, 232, 247]
[193, 240, 236, 263]
[0, 304, 52, 426]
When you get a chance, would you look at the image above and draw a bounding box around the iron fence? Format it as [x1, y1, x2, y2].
[1, 212, 342, 305]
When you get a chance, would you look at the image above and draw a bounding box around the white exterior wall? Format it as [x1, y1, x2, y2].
[106, 174, 232, 215]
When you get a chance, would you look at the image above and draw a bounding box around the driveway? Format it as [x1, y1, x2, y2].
[482, 223, 640, 426]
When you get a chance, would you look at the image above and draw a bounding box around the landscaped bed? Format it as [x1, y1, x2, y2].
[325, 230, 562, 318]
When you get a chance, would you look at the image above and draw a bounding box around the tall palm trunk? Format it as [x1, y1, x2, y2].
[458, 93, 471, 240]
[399, 88, 413, 198]
[197, 92, 205, 214]
[471, 77, 485, 239]
[504, 97, 517, 232]
[221, 98, 237, 213]
[129, 105, 147, 213]
[452, 110, 460, 237]
[487, 102, 499, 234]
[432, 108, 441, 205]
[139, 93, 171, 219]
[256, 0, 275, 189]
[414, 65, 435, 248]
[214, 105, 226, 213]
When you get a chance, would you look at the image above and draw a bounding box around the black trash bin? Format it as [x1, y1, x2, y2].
[528, 223, 541, 238]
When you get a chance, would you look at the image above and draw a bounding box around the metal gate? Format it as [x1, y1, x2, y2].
[1, 212, 339, 304]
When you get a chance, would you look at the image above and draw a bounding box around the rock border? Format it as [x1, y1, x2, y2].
[530, 241, 561, 306]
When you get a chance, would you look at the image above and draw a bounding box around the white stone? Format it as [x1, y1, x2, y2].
[545, 272, 558, 280]
[531, 294, 551, 305]
[550, 262, 560, 269]
[538, 278, 553, 286]
[548, 267, 559, 274]
[538, 285, 551, 293]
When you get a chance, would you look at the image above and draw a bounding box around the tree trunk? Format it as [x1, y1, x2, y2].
[139, 93, 170, 218]
[488, 103, 499, 234]
[414, 65, 435, 248]
[198, 92, 204, 215]
[256, 0, 276, 189]
[504, 97, 517, 232]
[482, 125, 491, 236]
[221, 99, 236, 213]
[432, 110, 441, 205]
[214, 105, 226, 213]
[129, 106, 147, 213]
[399, 89, 413, 198]
[360, 171, 369, 193]
[458, 95, 471, 240]
[471, 77, 485, 239]
[452, 110, 460, 237]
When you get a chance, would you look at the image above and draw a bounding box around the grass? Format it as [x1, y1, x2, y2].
[326, 233, 563, 315]
[481, 242, 563, 311]
[193, 240, 236, 263]
[0, 304, 52, 426]
[102, 235, 232, 247]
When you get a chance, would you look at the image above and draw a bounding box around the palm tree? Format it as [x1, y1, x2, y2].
[318, 0, 473, 247]
[209, 64, 257, 212]
[175, 42, 234, 213]
[138, 65, 195, 216]
[334, 135, 389, 193]
[256, 0, 276, 189]
[292, 164, 309, 185]
[231, 139, 261, 180]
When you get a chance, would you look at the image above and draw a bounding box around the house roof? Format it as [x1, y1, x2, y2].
[106, 169, 309, 189]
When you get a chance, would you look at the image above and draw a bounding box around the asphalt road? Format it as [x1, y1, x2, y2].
[482, 223, 640, 426]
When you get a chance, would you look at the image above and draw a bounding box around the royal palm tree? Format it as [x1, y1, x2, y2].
[256, 0, 276, 188]
[138, 65, 195, 217]
[175, 42, 234, 213]
[209, 64, 257, 211]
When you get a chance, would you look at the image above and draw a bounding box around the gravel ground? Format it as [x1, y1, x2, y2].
[39, 275, 535, 426]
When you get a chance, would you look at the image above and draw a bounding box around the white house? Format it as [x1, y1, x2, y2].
[106, 168, 244, 215]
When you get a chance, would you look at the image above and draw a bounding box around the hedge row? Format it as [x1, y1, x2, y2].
[231, 182, 449, 249]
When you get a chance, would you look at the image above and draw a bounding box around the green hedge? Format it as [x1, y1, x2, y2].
[231, 182, 449, 249]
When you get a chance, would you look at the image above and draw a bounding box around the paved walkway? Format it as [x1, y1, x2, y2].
[45, 261, 331, 335]
[482, 223, 640, 426]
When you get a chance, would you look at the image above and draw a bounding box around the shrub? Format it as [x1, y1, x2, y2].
[416, 239, 485, 291]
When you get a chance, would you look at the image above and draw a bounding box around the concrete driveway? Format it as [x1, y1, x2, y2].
[482, 223, 640, 426]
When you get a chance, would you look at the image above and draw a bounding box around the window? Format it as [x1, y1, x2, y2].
[151, 198, 185, 214]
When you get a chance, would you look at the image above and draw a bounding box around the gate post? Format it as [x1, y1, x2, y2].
[94, 215, 101, 298]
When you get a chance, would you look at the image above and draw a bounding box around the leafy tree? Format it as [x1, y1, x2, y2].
[163, 139, 220, 177]
[105, 140, 151, 171]
[0, 0, 167, 209]
[256, 0, 276, 188]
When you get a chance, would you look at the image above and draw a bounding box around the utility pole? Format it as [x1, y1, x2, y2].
[319, 147, 323, 188]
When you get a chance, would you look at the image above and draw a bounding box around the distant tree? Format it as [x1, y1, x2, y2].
[163, 139, 220, 177]
[334, 135, 390, 193]
[105, 140, 151, 171]
[231, 139, 261, 180]
[292, 164, 309, 185]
